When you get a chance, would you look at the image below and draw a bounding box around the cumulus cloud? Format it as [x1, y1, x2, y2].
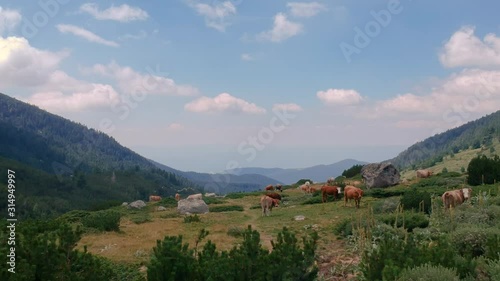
[0, 7, 21, 35]
[257, 13, 303, 42]
[241, 53, 254, 61]
[317, 88, 364, 106]
[85, 61, 199, 97]
[287, 2, 327, 18]
[0, 36, 69, 87]
[272, 103, 303, 112]
[187, 1, 236, 32]
[185, 93, 266, 114]
[378, 93, 429, 113]
[80, 3, 149, 22]
[56, 24, 119, 47]
[168, 123, 184, 130]
[440, 26, 500, 68]
[25, 84, 120, 112]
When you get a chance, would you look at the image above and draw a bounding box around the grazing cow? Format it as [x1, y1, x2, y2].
[260, 195, 279, 216]
[187, 193, 203, 200]
[266, 192, 282, 201]
[275, 184, 283, 192]
[149, 195, 162, 202]
[344, 185, 363, 208]
[265, 184, 274, 191]
[462, 188, 473, 201]
[300, 184, 310, 194]
[321, 185, 339, 203]
[205, 193, 216, 197]
[327, 177, 335, 185]
[416, 169, 433, 178]
[175, 193, 181, 201]
[442, 189, 466, 209]
[309, 187, 317, 193]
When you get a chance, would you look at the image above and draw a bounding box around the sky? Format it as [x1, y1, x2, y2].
[1, 0, 500, 173]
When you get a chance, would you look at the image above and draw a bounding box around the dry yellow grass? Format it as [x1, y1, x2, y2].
[77, 186, 368, 280]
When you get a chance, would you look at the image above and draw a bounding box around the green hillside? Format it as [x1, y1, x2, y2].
[390, 110, 500, 170]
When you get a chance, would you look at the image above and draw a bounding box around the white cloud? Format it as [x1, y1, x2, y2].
[0, 36, 69, 87]
[317, 88, 364, 106]
[119, 30, 147, 40]
[287, 2, 327, 18]
[80, 3, 149, 22]
[273, 103, 303, 112]
[241, 53, 254, 61]
[440, 26, 500, 68]
[185, 93, 266, 114]
[0, 7, 21, 35]
[25, 84, 120, 112]
[378, 93, 428, 113]
[85, 61, 199, 96]
[188, 1, 236, 32]
[257, 13, 303, 42]
[56, 24, 119, 47]
[168, 123, 184, 130]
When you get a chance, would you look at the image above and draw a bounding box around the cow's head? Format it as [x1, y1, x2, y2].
[272, 199, 279, 207]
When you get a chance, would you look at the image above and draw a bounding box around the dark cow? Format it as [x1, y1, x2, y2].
[266, 192, 282, 201]
[275, 184, 283, 192]
[265, 184, 274, 191]
[321, 185, 339, 203]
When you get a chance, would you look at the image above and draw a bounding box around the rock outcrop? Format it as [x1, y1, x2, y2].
[361, 163, 400, 189]
[177, 198, 209, 214]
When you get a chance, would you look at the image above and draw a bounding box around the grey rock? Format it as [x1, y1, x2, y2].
[361, 163, 400, 189]
[127, 200, 146, 209]
[177, 199, 209, 214]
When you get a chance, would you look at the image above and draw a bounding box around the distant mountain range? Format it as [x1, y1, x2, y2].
[226, 159, 367, 184]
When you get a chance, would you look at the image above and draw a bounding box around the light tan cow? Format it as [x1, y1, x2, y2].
[149, 195, 162, 202]
[187, 193, 202, 200]
[416, 169, 433, 178]
[260, 195, 279, 216]
[175, 193, 181, 201]
[442, 189, 465, 209]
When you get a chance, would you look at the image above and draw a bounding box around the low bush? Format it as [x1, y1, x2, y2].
[377, 212, 429, 232]
[301, 197, 323, 205]
[397, 263, 460, 281]
[129, 212, 151, 224]
[366, 188, 406, 198]
[451, 227, 500, 259]
[372, 197, 400, 213]
[81, 210, 121, 232]
[184, 214, 201, 223]
[160, 197, 178, 208]
[209, 205, 244, 212]
[56, 210, 91, 224]
[400, 188, 431, 214]
[227, 226, 245, 237]
[203, 196, 226, 205]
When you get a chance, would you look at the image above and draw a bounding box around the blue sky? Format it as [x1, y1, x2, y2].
[1, 0, 500, 172]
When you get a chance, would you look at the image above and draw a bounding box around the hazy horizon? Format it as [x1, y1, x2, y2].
[2, 1, 500, 173]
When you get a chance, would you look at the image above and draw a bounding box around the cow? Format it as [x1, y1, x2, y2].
[300, 184, 310, 194]
[416, 169, 433, 178]
[462, 188, 473, 201]
[442, 189, 466, 209]
[321, 185, 339, 203]
[344, 185, 363, 208]
[175, 193, 181, 201]
[149, 195, 162, 202]
[187, 193, 203, 200]
[265, 184, 274, 191]
[327, 177, 335, 185]
[309, 187, 317, 194]
[275, 184, 283, 192]
[205, 193, 216, 197]
[260, 195, 279, 216]
[266, 192, 282, 201]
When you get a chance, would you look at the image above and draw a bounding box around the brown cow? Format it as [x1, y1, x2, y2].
[309, 187, 317, 193]
[175, 193, 181, 201]
[321, 185, 339, 203]
[416, 169, 433, 178]
[344, 185, 363, 208]
[260, 195, 279, 216]
[149, 195, 162, 202]
[265, 184, 274, 191]
[462, 188, 473, 201]
[442, 189, 465, 209]
[266, 192, 282, 201]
